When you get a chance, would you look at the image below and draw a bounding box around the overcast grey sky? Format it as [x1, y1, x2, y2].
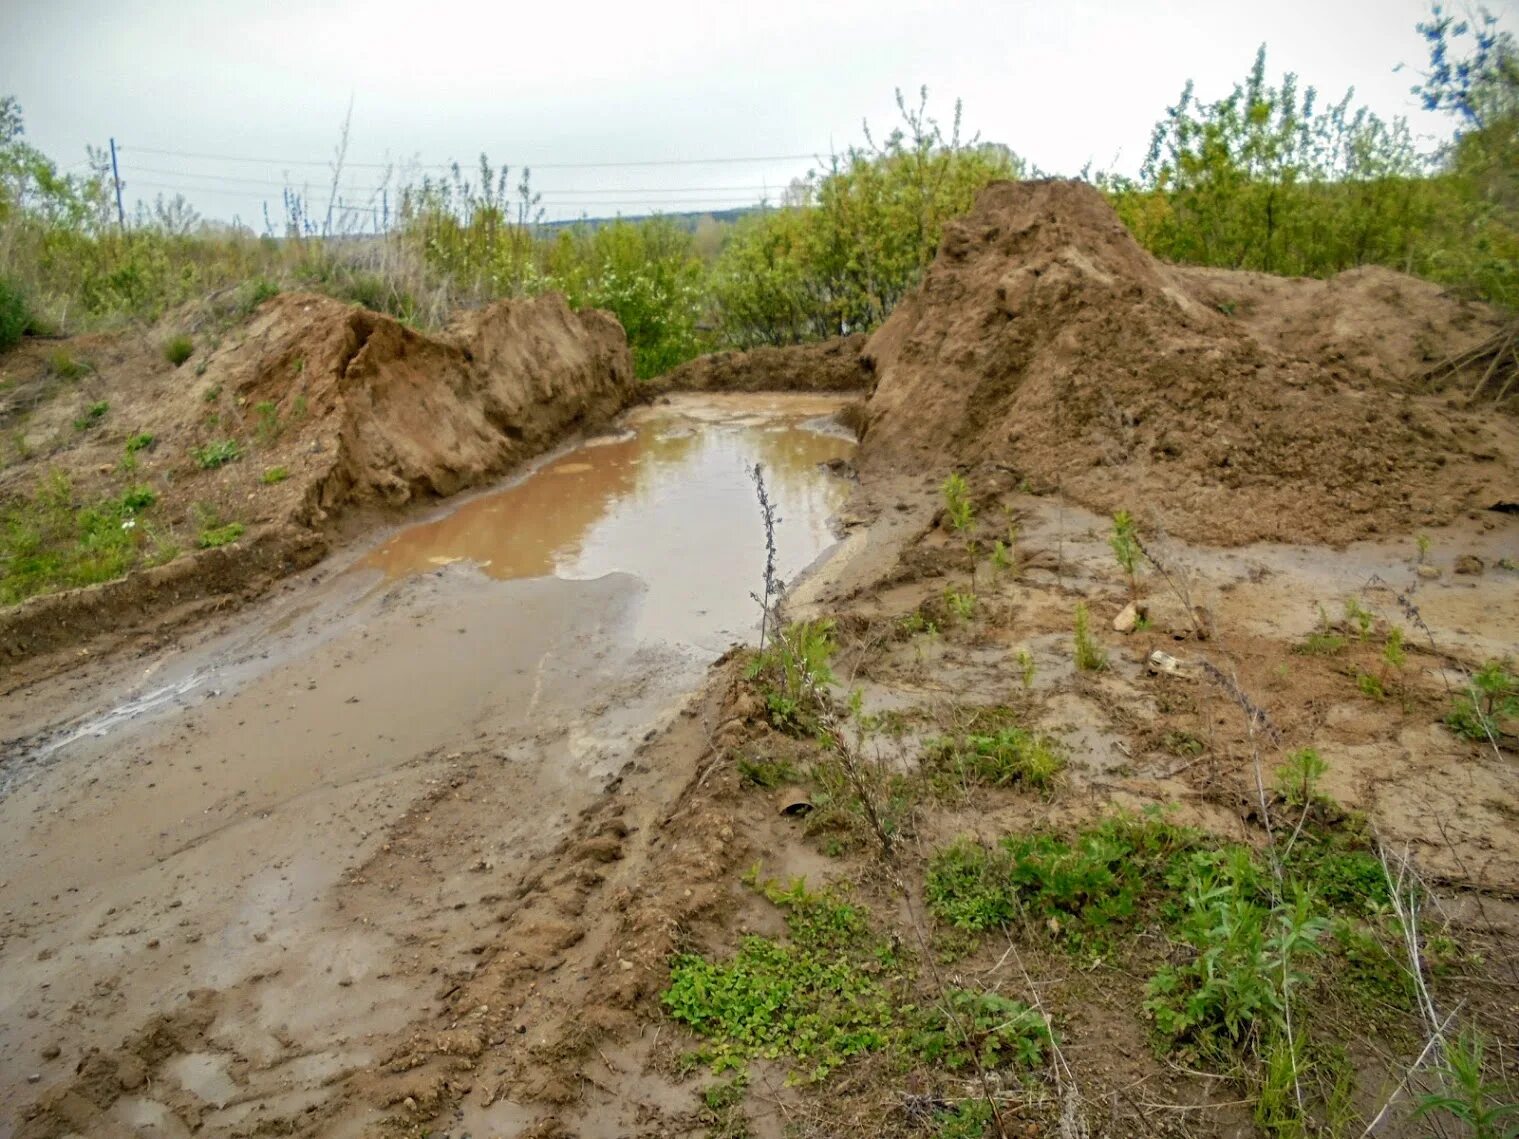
[2, 0, 1506, 225]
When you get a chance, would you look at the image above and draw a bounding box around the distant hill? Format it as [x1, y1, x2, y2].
[538, 205, 763, 233]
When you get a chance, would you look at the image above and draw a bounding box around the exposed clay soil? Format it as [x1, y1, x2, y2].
[0, 291, 632, 679]
[5, 183, 1519, 1139]
[861, 180, 1517, 546]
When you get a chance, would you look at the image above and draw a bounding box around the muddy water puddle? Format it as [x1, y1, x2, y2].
[360, 393, 855, 652]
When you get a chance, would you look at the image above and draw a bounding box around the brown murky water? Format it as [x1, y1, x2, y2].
[360, 393, 856, 651]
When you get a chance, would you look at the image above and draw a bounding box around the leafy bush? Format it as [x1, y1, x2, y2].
[192, 438, 241, 469]
[119, 486, 156, 513]
[124, 432, 155, 453]
[1144, 851, 1327, 1060]
[163, 334, 193, 366]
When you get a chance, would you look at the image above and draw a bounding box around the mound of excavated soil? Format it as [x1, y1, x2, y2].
[645, 334, 870, 396]
[0, 292, 632, 670]
[861, 180, 1518, 545]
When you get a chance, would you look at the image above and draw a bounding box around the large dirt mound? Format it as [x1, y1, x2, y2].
[0, 292, 632, 670]
[644, 334, 870, 395]
[861, 180, 1517, 545]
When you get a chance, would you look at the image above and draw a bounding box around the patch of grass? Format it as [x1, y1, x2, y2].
[736, 755, 798, 790]
[1412, 1027, 1519, 1138]
[47, 349, 91, 380]
[254, 400, 281, 443]
[196, 521, 245, 549]
[1295, 630, 1347, 656]
[192, 439, 242, 469]
[943, 586, 975, 621]
[923, 727, 1065, 794]
[72, 400, 108, 432]
[925, 812, 1202, 951]
[1074, 601, 1108, 672]
[260, 465, 290, 485]
[202, 383, 222, 403]
[805, 754, 917, 855]
[163, 334, 194, 367]
[125, 432, 155, 454]
[0, 471, 172, 605]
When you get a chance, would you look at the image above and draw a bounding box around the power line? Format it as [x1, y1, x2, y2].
[119, 144, 824, 171]
[124, 165, 781, 196]
[124, 179, 769, 212]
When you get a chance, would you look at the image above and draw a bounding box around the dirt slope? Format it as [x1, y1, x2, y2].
[0, 292, 633, 672]
[644, 334, 870, 396]
[861, 179, 1517, 545]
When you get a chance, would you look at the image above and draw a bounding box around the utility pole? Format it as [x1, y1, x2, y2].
[108, 138, 125, 229]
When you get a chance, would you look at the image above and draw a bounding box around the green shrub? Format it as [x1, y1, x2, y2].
[1074, 602, 1108, 671]
[119, 486, 156, 513]
[260, 465, 289, 485]
[0, 275, 27, 350]
[192, 439, 242, 469]
[125, 432, 155, 453]
[163, 335, 194, 366]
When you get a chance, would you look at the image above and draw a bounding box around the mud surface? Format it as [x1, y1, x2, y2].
[0, 395, 855, 1138]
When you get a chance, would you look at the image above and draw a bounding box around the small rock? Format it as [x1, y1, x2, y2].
[1416, 564, 1442, 580]
[41, 1044, 60, 1060]
[1454, 554, 1484, 575]
[27, 1074, 39, 1084]
[1113, 600, 1145, 634]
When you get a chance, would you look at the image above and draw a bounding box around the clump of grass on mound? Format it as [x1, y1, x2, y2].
[0, 473, 177, 604]
[922, 726, 1066, 794]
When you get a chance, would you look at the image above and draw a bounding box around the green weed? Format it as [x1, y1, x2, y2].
[72, 400, 107, 431]
[1016, 647, 1035, 690]
[746, 619, 836, 733]
[254, 400, 281, 443]
[1273, 747, 1327, 807]
[192, 439, 242, 469]
[197, 521, 244, 549]
[1111, 509, 1141, 595]
[125, 432, 155, 453]
[908, 988, 1049, 1072]
[1445, 659, 1518, 743]
[259, 465, 289, 485]
[1413, 1028, 1519, 1139]
[1074, 602, 1108, 672]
